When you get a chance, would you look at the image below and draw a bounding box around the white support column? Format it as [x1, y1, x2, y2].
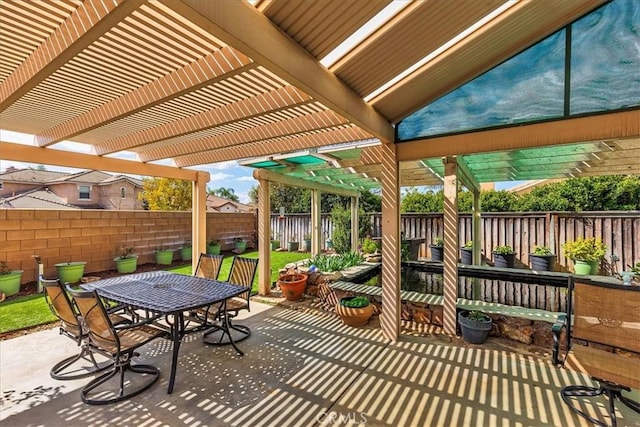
[472, 187, 482, 299]
[258, 179, 271, 295]
[192, 172, 208, 275]
[311, 190, 322, 255]
[380, 143, 401, 341]
[351, 196, 359, 251]
[443, 157, 459, 335]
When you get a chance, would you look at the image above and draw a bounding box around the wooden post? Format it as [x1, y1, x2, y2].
[192, 172, 208, 275]
[258, 179, 271, 295]
[351, 196, 359, 251]
[311, 190, 321, 255]
[381, 143, 401, 341]
[443, 157, 459, 335]
[472, 187, 482, 299]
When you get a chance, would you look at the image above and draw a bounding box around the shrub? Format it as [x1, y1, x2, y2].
[562, 237, 607, 262]
[361, 238, 379, 254]
[432, 237, 444, 247]
[114, 244, 136, 259]
[493, 245, 515, 255]
[463, 241, 473, 249]
[532, 246, 553, 256]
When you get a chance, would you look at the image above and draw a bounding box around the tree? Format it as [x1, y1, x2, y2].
[208, 186, 240, 202]
[401, 188, 443, 212]
[139, 178, 192, 211]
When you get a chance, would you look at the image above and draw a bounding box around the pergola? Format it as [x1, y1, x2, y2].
[1, 0, 638, 339]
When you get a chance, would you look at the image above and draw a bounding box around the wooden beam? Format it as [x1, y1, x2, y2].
[0, 142, 203, 181]
[380, 143, 400, 341]
[165, 0, 395, 143]
[0, 0, 146, 112]
[397, 110, 640, 161]
[456, 156, 479, 193]
[253, 169, 359, 197]
[443, 157, 459, 335]
[35, 48, 254, 147]
[311, 190, 322, 255]
[257, 179, 271, 295]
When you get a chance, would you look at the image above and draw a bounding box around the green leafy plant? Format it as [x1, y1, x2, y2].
[114, 244, 136, 259]
[432, 237, 444, 247]
[467, 310, 489, 321]
[0, 261, 13, 275]
[180, 241, 191, 249]
[463, 241, 473, 249]
[493, 245, 515, 255]
[361, 238, 379, 254]
[562, 237, 607, 262]
[155, 245, 169, 252]
[340, 296, 370, 308]
[234, 237, 244, 243]
[628, 262, 640, 274]
[532, 246, 553, 256]
[306, 252, 364, 272]
[208, 238, 220, 246]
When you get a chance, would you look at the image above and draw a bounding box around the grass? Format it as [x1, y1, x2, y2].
[0, 250, 310, 334]
[0, 294, 57, 334]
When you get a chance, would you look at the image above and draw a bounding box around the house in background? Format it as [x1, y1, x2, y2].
[205, 194, 254, 213]
[0, 167, 143, 210]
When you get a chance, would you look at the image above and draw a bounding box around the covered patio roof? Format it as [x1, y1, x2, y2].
[3, 0, 632, 170]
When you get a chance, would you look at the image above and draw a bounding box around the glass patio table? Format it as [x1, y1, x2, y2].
[82, 270, 250, 394]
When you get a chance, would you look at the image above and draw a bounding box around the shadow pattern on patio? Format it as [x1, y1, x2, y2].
[2, 305, 638, 426]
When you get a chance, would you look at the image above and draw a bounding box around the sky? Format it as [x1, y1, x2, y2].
[0, 130, 259, 203]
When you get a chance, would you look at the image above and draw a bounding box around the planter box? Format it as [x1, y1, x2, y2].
[0, 270, 23, 296]
[430, 245, 444, 262]
[114, 257, 138, 274]
[180, 247, 193, 261]
[460, 248, 473, 264]
[207, 244, 221, 255]
[493, 252, 516, 268]
[155, 250, 173, 265]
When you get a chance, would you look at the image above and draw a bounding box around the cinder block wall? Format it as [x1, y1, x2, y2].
[0, 209, 256, 284]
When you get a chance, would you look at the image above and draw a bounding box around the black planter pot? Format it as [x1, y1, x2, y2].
[458, 311, 492, 344]
[529, 254, 556, 271]
[493, 252, 516, 268]
[430, 245, 444, 262]
[460, 248, 473, 264]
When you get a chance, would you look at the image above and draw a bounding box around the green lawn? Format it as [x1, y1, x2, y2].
[0, 250, 309, 334]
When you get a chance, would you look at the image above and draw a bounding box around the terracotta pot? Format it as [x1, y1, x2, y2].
[336, 297, 374, 327]
[278, 273, 308, 301]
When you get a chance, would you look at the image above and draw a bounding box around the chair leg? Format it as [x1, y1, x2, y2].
[50, 344, 112, 381]
[80, 354, 159, 405]
[203, 315, 251, 348]
[561, 380, 639, 427]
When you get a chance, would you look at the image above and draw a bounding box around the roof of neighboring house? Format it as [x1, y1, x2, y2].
[0, 187, 78, 209]
[0, 168, 143, 187]
[205, 194, 255, 212]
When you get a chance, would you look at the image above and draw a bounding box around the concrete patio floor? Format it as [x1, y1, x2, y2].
[2, 301, 639, 426]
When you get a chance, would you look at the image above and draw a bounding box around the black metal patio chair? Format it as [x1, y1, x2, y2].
[68, 288, 167, 405]
[203, 256, 258, 346]
[560, 279, 640, 426]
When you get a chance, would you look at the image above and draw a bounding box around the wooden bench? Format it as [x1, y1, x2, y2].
[328, 280, 565, 360]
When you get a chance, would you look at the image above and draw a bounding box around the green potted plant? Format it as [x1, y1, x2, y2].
[179, 241, 192, 261]
[562, 237, 607, 275]
[303, 233, 312, 252]
[55, 261, 87, 284]
[277, 272, 308, 301]
[271, 234, 280, 251]
[207, 238, 221, 255]
[234, 237, 247, 253]
[155, 245, 174, 265]
[529, 245, 556, 271]
[458, 310, 492, 344]
[287, 235, 299, 252]
[430, 237, 444, 262]
[0, 261, 23, 297]
[336, 296, 374, 327]
[461, 240, 473, 264]
[113, 244, 138, 274]
[493, 245, 516, 268]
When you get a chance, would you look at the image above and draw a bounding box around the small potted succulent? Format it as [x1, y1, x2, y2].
[207, 238, 221, 255]
[562, 237, 607, 275]
[493, 245, 516, 268]
[113, 244, 138, 274]
[336, 296, 374, 327]
[460, 241, 473, 264]
[458, 310, 492, 344]
[430, 237, 444, 262]
[234, 237, 247, 253]
[155, 245, 174, 265]
[529, 245, 556, 271]
[179, 241, 192, 261]
[0, 261, 23, 297]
